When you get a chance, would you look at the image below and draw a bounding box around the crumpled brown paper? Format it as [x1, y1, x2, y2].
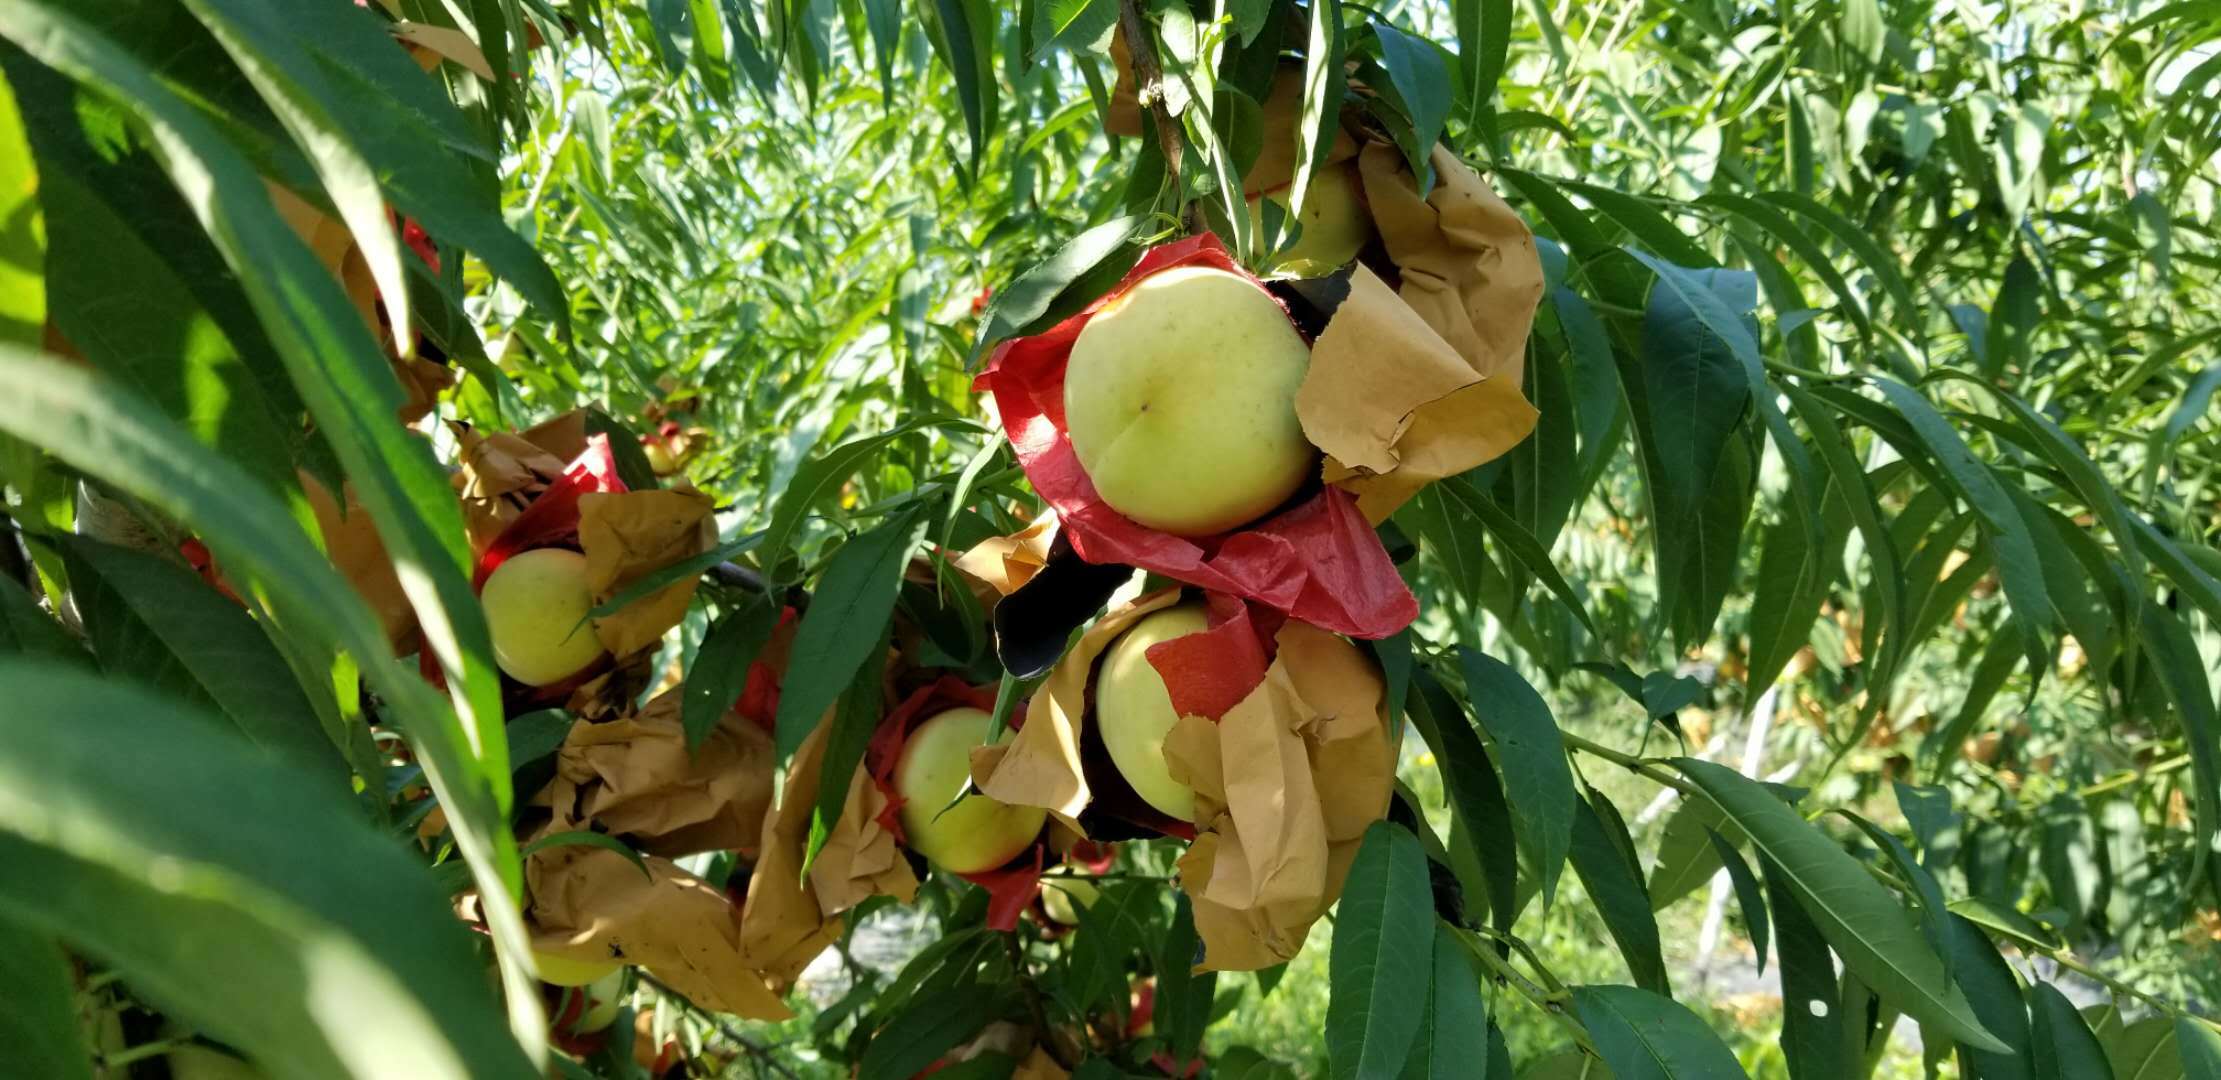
[300, 470, 418, 654]
[1167, 618, 1395, 970]
[577, 488, 716, 657]
[974, 590, 1181, 828]
[525, 844, 790, 1020]
[974, 586, 1393, 970]
[533, 687, 776, 859]
[950, 513, 1058, 598]
[735, 712, 919, 990]
[453, 410, 588, 547]
[1303, 141, 1543, 519]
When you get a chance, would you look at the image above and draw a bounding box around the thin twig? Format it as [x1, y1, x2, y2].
[1116, 0, 1196, 232]
[1561, 731, 1693, 793]
[635, 972, 802, 1080]
[1004, 932, 1076, 1070]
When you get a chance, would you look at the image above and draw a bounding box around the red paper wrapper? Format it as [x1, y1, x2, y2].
[735, 606, 799, 733]
[472, 434, 627, 587]
[1147, 592, 1280, 723]
[865, 677, 1051, 931]
[975, 234, 1416, 640]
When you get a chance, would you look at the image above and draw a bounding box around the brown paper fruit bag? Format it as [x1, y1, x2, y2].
[735, 707, 919, 990]
[524, 843, 790, 1020]
[532, 686, 777, 860]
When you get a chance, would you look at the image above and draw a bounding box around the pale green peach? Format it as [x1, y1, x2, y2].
[1248, 162, 1373, 272]
[1093, 602, 1211, 821]
[1064, 266, 1315, 537]
[480, 547, 605, 686]
[895, 707, 1047, 875]
[1041, 870, 1101, 926]
[535, 947, 623, 988]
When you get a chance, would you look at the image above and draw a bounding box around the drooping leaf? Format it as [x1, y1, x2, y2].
[1398, 923, 1492, 1080]
[0, 917, 91, 1080]
[0, 661, 535, 1079]
[1327, 822, 1434, 1080]
[1706, 829, 1770, 976]
[2030, 983, 2115, 1080]
[773, 511, 929, 763]
[60, 536, 344, 780]
[1571, 984, 1748, 1079]
[1672, 758, 2005, 1052]
[1569, 789, 1668, 994]
[1459, 648, 1574, 907]
[1760, 850, 1847, 1080]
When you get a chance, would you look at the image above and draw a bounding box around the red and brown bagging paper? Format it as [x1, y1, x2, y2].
[975, 235, 1417, 640]
[1098, 51, 1546, 523]
[972, 586, 1396, 969]
[450, 409, 717, 673]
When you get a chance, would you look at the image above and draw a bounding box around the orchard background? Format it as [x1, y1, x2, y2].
[3, 0, 2221, 1077]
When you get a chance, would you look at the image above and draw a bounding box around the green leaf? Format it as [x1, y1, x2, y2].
[10, 50, 311, 498]
[0, 574, 87, 666]
[1700, 193, 1870, 335]
[1372, 22, 1449, 191]
[0, 61, 40, 346]
[2177, 1019, 2221, 1080]
[1569, 789, 1668, 994]
[1286, 0, 1345, 232]
[1871, 379, 2051, 676]
[805, 629, 888, 873]
[1648, 793, 1730, 911]
[1459, 648, 1574, 906]
[1451, 0, 1510, 130]
[1156, 892, 1217, 1060]
[0, 917, 91, 1080]
[2146, 364, 2221, 490]
[682, 599, 783, 751]
[858, 980, 1016, 1080]
[923, 0, 997, 178]
[2134, 605, 2221, 897]
[1032, 0, 1116, 60]
[1939, 913, 2034, 1077]
[1065, 881, 1157, 1015]
[0, 345, 539, 1050]
[1671, 758, 2006, 1052]
[1637, 258, 1750, 539]
[759, 420, 964, 569]
[0, 661, 534, 1079]
[1438, 476, 1599, 637]
[1706, 829, 1770, 976]
[1840, 0, 1884, 63]
[1399, 924, 1491, 1080]
[61, 537, 345, 780]
[588, 529, 766, 621]
[1328, 822, 1434, 1080]
[2099, 1017, 2182, 1080]
[2030, 983, 2114, 1080]
[1760, 850, 1847, 1080]
[972, 215, 1142, 359]
[772, 511, 929, 763]
[1756, 192, 1919, 332]
[1571, 984, 1748, 1078]
[1409, 669, 1518, 931]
